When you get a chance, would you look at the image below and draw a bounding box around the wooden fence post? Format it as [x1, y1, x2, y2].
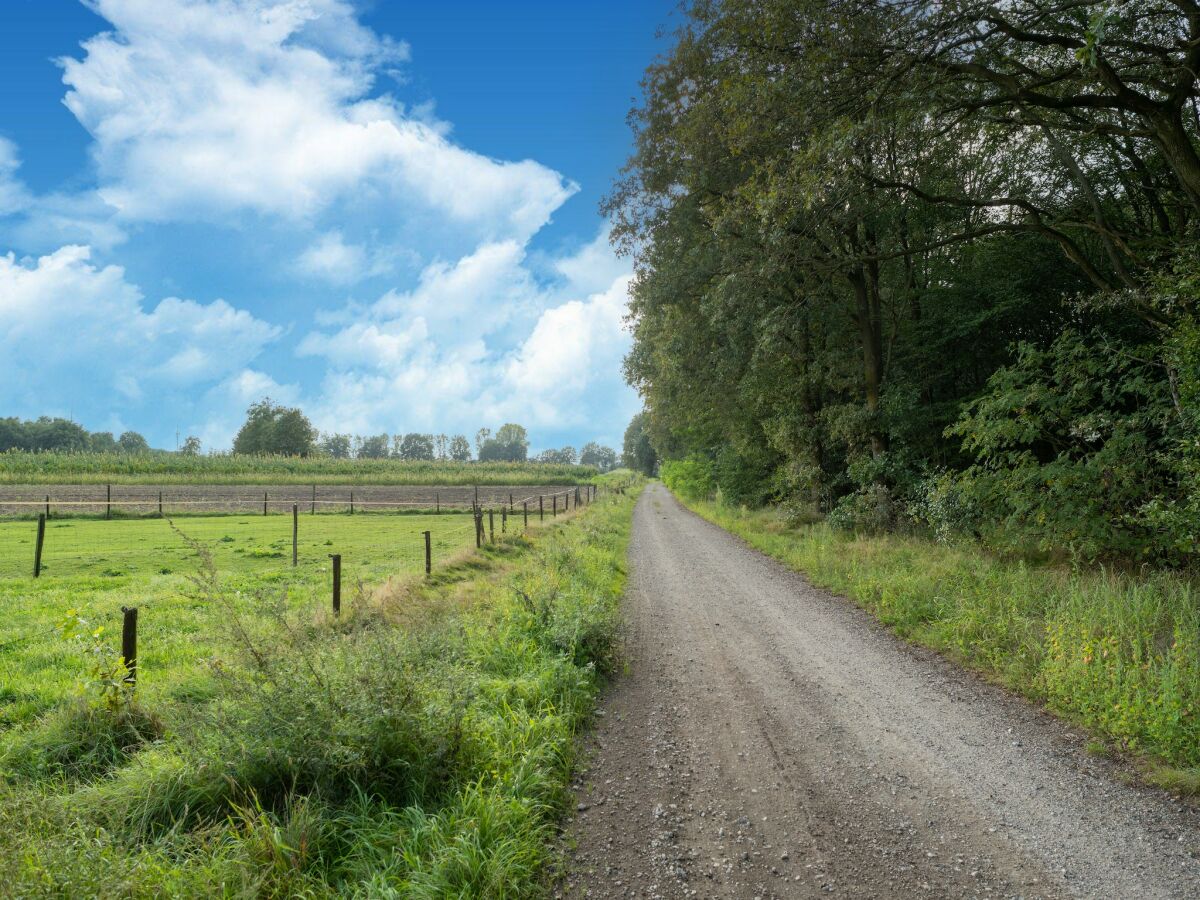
[33, 513, 45, 578]
[523, 500, 528, 529]
[106, 484, 112, 520]
[263, 491, 268, 516]
[539, 496, 544, 521]
[553, 495, 557, 517]
[330, 555, 341, 615]
[292, 504, 299, 567]
[436, 492, 440, 514]
[158, 491, 163, 517]
[501, 507, 507, 533]
[312, 484, 316, 515]
[424, 530, 432, 575]
[45, 494, 49, 519]
[350, 491, 354, 515]
[509, 492, 513, 512]
[488, 509, 495, 543]
[121, 606, 137, 685]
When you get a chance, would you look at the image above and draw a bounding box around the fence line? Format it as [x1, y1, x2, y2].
[0, 482, 608, 660]
[0, 483, 590, 518]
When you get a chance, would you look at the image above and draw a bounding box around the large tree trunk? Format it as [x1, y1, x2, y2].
[848, 265, 887, 457]
[1150, 109, 1200, 214]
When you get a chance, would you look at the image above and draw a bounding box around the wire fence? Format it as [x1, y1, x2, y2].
[0, 486, 591, 582]
[0, 484, 604, 731]
[0, 483, 573, 518]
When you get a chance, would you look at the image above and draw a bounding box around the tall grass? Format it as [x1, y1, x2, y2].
[682, 498, 1200, 782]
[0, 451, 596, 485]
[0, 477, 640, 895]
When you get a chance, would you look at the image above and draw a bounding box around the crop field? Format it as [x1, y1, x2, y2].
[0, 452, 596, 485]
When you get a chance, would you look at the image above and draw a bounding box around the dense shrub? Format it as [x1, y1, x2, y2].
[948, 326, 1191, 562]
[660, 455, 715, 500]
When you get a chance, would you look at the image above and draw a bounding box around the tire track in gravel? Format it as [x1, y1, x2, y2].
[560, 482, 1200, 899]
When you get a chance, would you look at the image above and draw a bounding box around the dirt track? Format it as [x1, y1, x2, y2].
[562, 483, 1200, 899]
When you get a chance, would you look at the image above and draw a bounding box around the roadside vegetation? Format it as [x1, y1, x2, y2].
[0, 473, 640, 895]
[668, 483, 1199, 791]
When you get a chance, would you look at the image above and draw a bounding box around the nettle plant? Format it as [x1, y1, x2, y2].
[58, 609, 135, 714]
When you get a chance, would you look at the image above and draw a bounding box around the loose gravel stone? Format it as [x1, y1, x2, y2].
[559, 484, 1200, 899]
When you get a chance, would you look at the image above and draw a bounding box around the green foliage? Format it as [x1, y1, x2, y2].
[660, 455, 714, 501]
[621, 413, 657, 476]
[947, 326, 1188, 561]
[579, 442, 619, 472]
[117, 431, 150, 455]
[536, 446, 577, 465]
[479, 424, 529, 462]
[232, 399, 317, 457]
[448, 435, 472, 462]
[355, 433, 390, 459]
[397, 432, 436, 461]
[0, 417, 151, 454]
[319, 432, 352, 459]
[613, 0, 1200, 565]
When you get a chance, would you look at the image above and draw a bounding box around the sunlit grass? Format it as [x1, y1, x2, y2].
[0, 512, 477, 728]
[0, 474, 640, 896]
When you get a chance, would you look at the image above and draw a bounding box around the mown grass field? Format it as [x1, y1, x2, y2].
[0, 452, 596, 485]
[0, 473, 640, 896]
[679, 496, 1200, 791]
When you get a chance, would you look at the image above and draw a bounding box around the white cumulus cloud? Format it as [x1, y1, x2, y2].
[296, 229, 637, 443]
[58, 0, 576, 241]
[0, 244, 279, 414]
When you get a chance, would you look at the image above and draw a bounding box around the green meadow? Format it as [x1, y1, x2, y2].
[0, 512, 477, 729]
[0, 476, 639, 896]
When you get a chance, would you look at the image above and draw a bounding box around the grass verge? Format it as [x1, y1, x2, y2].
[676, 495, 1199, 792]
[0, 476, 640, 896]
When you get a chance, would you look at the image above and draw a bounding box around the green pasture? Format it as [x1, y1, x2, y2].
[0, 512, 477, 729]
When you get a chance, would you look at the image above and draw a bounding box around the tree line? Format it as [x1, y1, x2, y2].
[612, 0, 1200, 563]
[0, 401, 622, 471]
[0, 417, 153, 455]
[231, 400, 620, 469]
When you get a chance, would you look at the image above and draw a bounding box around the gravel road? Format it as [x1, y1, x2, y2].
[562, 483, 1200, 899]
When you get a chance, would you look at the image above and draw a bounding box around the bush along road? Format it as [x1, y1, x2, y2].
[563, 483, 1200, 899]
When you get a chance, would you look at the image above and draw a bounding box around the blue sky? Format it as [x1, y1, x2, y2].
[0, 0, 674, 453]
